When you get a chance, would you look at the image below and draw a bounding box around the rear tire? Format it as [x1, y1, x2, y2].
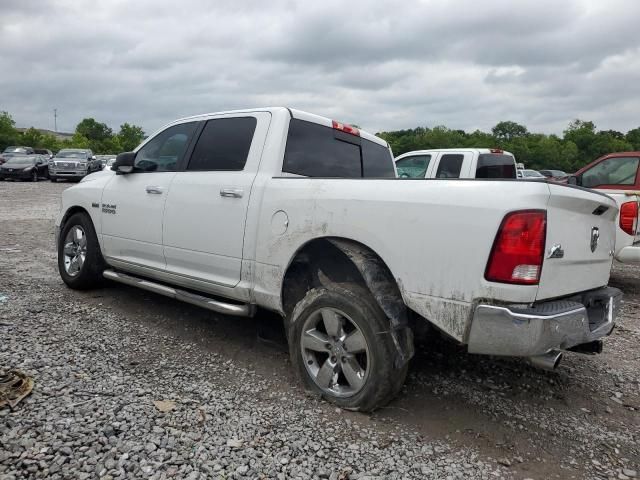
[288, 283, 408, 412]
[58, 212, 105, 290]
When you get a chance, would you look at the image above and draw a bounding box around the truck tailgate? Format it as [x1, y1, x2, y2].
[536, 184, 617, 300]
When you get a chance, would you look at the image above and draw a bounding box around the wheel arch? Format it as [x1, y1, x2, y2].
[280, 236, 414, 367]
[60, 205, 92, 230]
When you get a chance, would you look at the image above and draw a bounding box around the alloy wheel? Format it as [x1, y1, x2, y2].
[300, 307, 370, 397]
[63, 226, 87, 277]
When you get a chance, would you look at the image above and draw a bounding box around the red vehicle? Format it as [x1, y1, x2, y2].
[570, 152, 640, 190]
[568, 152, 640, 263]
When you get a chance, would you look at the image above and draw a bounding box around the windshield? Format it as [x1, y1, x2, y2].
[3, 146, 28, 154]
[5, 156, 36, 165]
[522, 170, 545, 178]
[56, 150, 86, 159]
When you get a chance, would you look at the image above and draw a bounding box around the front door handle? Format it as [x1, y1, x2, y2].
[145, 186, 163, 194]
[220, 187, 244, 198]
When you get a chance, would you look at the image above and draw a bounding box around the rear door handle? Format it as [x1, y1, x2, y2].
[145, 186, 163, 194]
[220, 187, 244, 198]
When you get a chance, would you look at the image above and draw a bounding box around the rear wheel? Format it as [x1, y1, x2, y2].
[58, 212, 105, 289]
[288, 283, 408, 412]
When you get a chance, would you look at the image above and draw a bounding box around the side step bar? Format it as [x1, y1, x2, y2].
[103, 269, 254, 317]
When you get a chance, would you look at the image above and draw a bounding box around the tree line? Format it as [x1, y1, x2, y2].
[0, 111, 146, 154]
[377, 119, 640, 172]
[3, 108, 640, 171]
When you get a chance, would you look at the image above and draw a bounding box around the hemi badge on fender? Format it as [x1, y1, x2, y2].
[91, 202, 99, 208]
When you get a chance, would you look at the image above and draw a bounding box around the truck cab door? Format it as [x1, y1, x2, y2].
[162, 112, 271, 287]
[100, 121, 200, 271]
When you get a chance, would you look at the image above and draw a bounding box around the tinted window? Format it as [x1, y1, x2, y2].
[582, 157, 639, 188]
[476, 154, 516, 179]
[135, 122, 197, 172]
[283, 119, 361, 177]
[396, 155, 431, 178]
[187, 117, 257, 171]
[362, 140, 395, 178]
[435, 154, 464, 178]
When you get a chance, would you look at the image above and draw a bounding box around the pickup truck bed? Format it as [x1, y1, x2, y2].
[55, 107, 622, 411]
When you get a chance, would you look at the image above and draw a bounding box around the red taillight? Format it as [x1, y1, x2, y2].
[485, 210, 547, 285]
[332, 120, 360, 137]
[490, 148, 503, 153]
[620, 201, 638, 236]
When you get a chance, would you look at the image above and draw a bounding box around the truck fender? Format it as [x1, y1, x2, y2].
[327, 239, 414, 368]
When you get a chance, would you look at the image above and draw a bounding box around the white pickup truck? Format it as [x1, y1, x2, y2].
[394, 148, 516, 179]
[56, 107, 622, 411]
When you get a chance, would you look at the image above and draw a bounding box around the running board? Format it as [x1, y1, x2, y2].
[103, 269, 254, 317]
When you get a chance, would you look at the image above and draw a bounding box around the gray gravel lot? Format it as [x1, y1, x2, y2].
[0, 180, 638, 479]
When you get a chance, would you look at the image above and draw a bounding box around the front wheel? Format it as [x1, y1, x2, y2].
[288, 283, 408, 412]
[31, 170, 38, 182]
[58, 212, 105, 289]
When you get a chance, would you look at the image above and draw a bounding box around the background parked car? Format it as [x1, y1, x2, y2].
[539, 169, 568, 180]
[517, 169, 546, 179]
[96, 155, 117, 169]
[48, 149, 100, 182]
[395, 148, 516, 179]
[567, 151, 640, 264]
[34, 148, 54, 159]
[0, 146, 35, 165]
[0, 155, 49, 181]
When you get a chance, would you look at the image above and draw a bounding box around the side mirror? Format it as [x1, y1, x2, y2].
[568, 175, 579, 186]
[112, 151, 136, 174]
[91, 155, 97, 160]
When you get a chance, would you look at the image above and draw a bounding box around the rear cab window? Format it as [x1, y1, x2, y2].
[435, 154, 464, 178]
[475, 154, 516, 179]
[282, 119, 394, 178]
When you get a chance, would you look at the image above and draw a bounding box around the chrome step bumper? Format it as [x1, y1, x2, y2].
[103, 269, 255, 317]
[467, 286, 622, 358]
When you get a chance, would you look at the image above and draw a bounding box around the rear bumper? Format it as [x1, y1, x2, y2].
[615, 245, 640, 263]
[467, 286, 622, 357]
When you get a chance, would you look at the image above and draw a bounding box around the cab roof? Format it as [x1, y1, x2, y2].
[172, 107, 389, 148]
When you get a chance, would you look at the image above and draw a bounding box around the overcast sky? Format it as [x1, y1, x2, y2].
[2, 0, 640, 137]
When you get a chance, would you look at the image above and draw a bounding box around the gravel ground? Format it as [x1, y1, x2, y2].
[0, 180, 639, 480]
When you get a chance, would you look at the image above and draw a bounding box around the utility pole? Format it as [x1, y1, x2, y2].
[54, 109, 57, 133]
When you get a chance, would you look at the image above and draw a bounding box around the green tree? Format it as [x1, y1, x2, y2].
[0, 111, 19, 151]
[76, 118, 113, 142]
[117, 123, 145, 152]
[492, 121, 528, 141]
[21, 127, 43, 148]
[625, 127, 640, 150]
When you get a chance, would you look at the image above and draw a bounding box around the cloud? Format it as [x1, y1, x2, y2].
[1, 0, 639, 138]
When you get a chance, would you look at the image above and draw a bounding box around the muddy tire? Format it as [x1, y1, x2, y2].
[288, 283, 408, 412]
[58, 212, 105, 290]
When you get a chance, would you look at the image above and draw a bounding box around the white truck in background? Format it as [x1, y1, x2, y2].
[55, 107, 621, 411]
[394, 148, 516, 179]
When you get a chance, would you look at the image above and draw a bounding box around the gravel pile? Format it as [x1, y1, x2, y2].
[0, 278, 507, 479]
